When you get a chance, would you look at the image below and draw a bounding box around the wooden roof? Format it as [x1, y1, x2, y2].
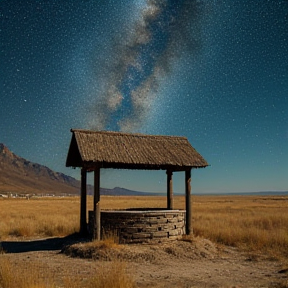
[66, 129, 208, 171]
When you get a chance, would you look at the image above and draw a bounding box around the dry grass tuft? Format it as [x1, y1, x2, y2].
[63, 235, 122, 261]
[0, 255, 55, 288]
[0, 255, 135, 288]
[85, 262, 135, 288]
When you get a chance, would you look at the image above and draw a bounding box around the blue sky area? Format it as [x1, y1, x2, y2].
[1, 0, 287, 194]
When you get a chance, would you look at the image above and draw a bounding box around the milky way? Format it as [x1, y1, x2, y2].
[1, 0, 287, 193]
[89, 0, 202, 132]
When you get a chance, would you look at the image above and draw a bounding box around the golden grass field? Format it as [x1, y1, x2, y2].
[0, 195, 287, 258]
[0, 195, 288, 288]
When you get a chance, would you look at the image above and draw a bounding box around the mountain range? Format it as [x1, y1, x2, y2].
[0, 143, 160, 196]
[0, 143, 83, 195]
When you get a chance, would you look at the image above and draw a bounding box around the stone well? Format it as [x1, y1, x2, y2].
[88, 209, 186, 244]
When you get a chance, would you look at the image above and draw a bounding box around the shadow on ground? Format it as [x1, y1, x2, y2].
[0, 233, 87, 253]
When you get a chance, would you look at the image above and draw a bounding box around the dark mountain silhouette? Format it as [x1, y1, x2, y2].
[0, 143, 81, 195]
[100, 187, 163, 196]
[0, 143, 161, 196]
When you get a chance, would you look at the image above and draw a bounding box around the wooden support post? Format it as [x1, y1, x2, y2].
[185, 169, 192, 235]
[166, 170, 173, 209]
[93, 167, 101, 240]
[80, 168, 87, 236]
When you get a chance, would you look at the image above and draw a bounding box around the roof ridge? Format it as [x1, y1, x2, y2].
[70, 129, 187, 140]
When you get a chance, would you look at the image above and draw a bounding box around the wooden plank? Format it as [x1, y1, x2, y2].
[93, 167, 101, 240]
[166, 170, 173, 209]
[80, 168, 87, 235]
[185, 169, 192, 235]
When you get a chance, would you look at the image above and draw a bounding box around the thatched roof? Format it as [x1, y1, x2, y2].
[66, 129, 208, 171]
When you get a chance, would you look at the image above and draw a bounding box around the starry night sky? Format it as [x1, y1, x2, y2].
[1, 0, 287, 194]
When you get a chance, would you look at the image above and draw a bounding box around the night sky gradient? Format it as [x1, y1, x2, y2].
[1, 0, 287, 194]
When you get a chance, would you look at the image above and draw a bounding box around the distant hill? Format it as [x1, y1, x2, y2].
[0, 143, 163, 197]
[100, 187, 164, 196]
[0, 143, 82, 195]
[215, 191, 288, 196]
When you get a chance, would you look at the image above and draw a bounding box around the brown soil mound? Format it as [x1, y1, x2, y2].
[62, 237, 218, 263]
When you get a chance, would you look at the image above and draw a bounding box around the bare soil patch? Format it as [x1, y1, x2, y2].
[1, 236, 287, 288]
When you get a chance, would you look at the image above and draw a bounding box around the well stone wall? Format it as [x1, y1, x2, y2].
[89, 209, 186, 244]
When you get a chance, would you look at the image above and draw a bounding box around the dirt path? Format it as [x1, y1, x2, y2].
[1, 237, 287, 288]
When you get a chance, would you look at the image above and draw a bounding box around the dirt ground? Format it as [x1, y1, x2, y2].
[1, 236, 287, 288]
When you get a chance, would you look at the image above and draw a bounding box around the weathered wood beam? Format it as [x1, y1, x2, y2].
[166, 170, 173, 209]
[185, 169, 192, 235]
[93, 166, 101, 240]
[80, 168, 87, 236]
